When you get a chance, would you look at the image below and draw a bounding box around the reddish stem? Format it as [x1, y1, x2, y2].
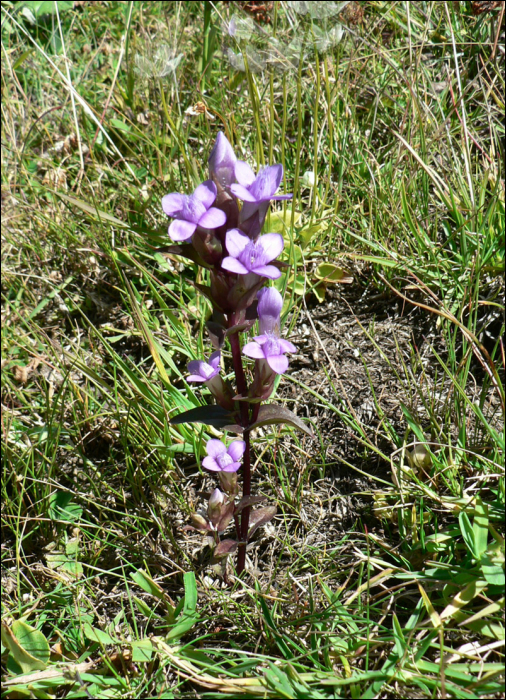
[228, 322, 263, 575]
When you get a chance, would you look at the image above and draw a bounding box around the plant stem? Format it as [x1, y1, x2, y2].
[228, 324, 262, 575]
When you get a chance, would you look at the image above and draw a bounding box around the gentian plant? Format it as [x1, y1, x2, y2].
[166, 132, 313, 575]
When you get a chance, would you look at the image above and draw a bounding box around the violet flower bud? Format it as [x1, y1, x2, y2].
[208, 132, 237, 189]
[208, 488, 226, 526]
[202, 439, 246, 473]
[257, 286, 283, 335]
[222, 229, 284, 279]
[242, 287, 296, 374]
[162, 180, 227, 241]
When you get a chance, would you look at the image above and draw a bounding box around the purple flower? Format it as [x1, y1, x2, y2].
[221, 229, 283, 279]
[162, 180, 227, 241]
[242, 334, 297, 375]
[257, 286, 283, 335]
[231, 162, 292, 204]
[209, 132, 237, 189]
[187, 351, 221, 383]
[202, 439, 246, 473]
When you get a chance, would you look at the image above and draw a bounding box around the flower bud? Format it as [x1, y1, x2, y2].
[208, 488, 226, 526]
[218, 470, 239, 497]
[209, 132, 237, 189]
[190, 513, 210, 532]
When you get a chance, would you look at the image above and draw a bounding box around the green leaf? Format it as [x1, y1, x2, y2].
[48, 491, 83, 522]
[249, 404, 315, 439]
[400, 404, 426, 442]
[165, 612, 198, 643]
[110, 118, 131, 133]
[131, 570, 167, 601]
[473, 497, 489, 560]
[1, 621, 50, 673]
[131, 639, 153, 663]
[22, 1, 74, 17]
[481, 553, 505, 587]
[82, 623, 119, 646]
[391, 614, 406, 657]
[459, 511, 476, 558]
[314, 263, 353, 284]
[269, 208, 301, 234]
[182, 571, 197, 615]
[165, 572, 199, 642]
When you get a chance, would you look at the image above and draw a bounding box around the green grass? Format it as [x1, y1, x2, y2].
[1, 1, 504, 698]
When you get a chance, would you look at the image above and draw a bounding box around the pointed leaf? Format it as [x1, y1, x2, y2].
[217, 501, 235, 532]
[235, 496, 267, 513]
[170, 405, 236, 428]
[248, 404, 314, 438]
[58, 193, 128, 228]
[83, 623, 119, 645]
[155, 244, 211, 268]
[165, 572, 199, 642]
[214, 539, 238, 558]
[131, 570, 175, 608]
[248, 506, 277, 539]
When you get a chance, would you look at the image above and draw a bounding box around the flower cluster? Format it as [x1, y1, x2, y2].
[164, 133, 300, 574]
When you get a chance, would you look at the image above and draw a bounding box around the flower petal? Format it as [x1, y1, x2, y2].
[249, 164, 283, 202]
[198, 207, 227, 229]
[187, 359, 207, 376]
[266, 354, 289, 374]
[242, 341, 265, 359]
[221, 461, 242, 473]
[222, 256, 249, 275]
[202, 456, 220, 472]
[169, 219, 197, 241]
[162, 192, 186, 217]
[186, 375, 206, 383]
[227, 439, 246, 462]
[208, 351, 221, 369]
[279, 339, 297, 354]
[206, 439, 227, 459]
[235, 160, 256, 186]
[225, 228, 250, 257]
[193, 180, 217, 208]
[251, 264, 281, 279]
[230, 183, 258, 203]
[257, 233, 284, 262]
[271, 193, 293, 200]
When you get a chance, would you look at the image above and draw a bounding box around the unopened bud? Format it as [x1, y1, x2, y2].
[218, 471, 239, 497]
[190, 513, 210, 532]
[208, 488, 226, 526]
